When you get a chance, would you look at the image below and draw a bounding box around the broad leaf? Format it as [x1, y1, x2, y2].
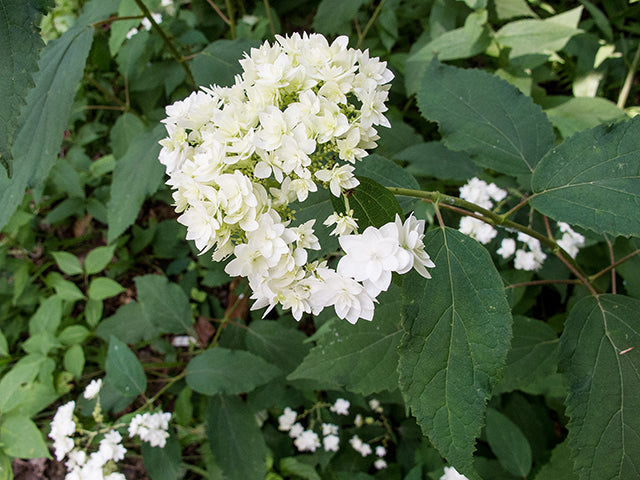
[531, 116, 640, 237]
[84, 245, 116, 275]
[541, 96, 627, 139]
[96, 301, 160, 343]
[141, 435, 182, 480]
[87, 277, 124, 301]
[559, 294, 640, 480]
[534, 440, 579, 480]
[105, 336, 147, 398]
[399, 227, 512, 476]
[51, 251, 83, 276]
[0, 414, 50, 459]
[135, 275, 194, 335]
[205, 395, 267, 480]
[0, 0, 48, 174]
[393, 141, 481, 182]
[190, 39, 257, 88]
[288, 286, 403, 395]
[417, 59, 555, 182]
[494, 316, 559, 395]
[311, 0, 368, 34]
[486, 408, 532, 477]
[0, 0, 119, 231]
[186, 348, 280, 395]
[0, 354, 46, 413]
[245, 320, 310, 374]
[107, 125, 165, 243]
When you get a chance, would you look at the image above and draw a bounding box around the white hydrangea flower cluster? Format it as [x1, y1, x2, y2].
[557, 222, 586, 259]
[458, 177, 507, 245]
[159, 33, 435, 324]
[128, 411, 172, 448]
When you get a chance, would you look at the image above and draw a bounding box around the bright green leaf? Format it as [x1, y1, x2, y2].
[206, 395, 267, 480]
[494, 316, 559, 395]
[135, 275, 194, 335]
[84, 245, 116, 275]
[559, 294, 640, 480]
[84, 298, 103, 328]
[46, 272, 85, 302]
[0, 0, 47, 174]
[51, 251, 83, 276]
[107, 125, 165, 243]
[492, 0, 537, 20]
[57, 325, 90, 345]
[542, 96, 627, 139]
[0, 330, 8, 357]
[105, 336, 147, 397]
[288, 287, 403, 395]
[29, 295, 62, 335]
[0, 355, 45, 413]
[398, 227, 512, 475]
[142, 435, 182, 480]
[22, 330, 61, 355]
[280, 457, 321, 480]
[64, 344, 85, 379]
[531, 116, 640, 237]
[0, 415, 50, 459]
[0, 449, 12, 480]
[186, 348, 280, 395]
[88, 277, 124, 301]
[417, 59, 555, 181]
[190, 39, 257, 88]
[486, 408, 532, 477]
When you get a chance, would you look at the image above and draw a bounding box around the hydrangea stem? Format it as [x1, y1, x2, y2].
[387, 186, 597, 293]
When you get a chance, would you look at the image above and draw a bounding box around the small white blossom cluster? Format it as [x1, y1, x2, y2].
[129, 411, 172, 448]
[458, 178, 585, 271]
[159, 33, 434, 324]
[458, 177, 507, 245]
[440, 466, 470, 480]
[49, 380, 172, 479]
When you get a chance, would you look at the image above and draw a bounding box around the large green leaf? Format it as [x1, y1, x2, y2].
[245, 320, 310, 375]
[0, 0, 119, 231]
[541, 96, 627, 139]
[393, 141, 481, 182]
[486, 408, 532, 477]
[417, 59, 554, 182]
[311, 0, 368, 34]
[186, 348, 280, 395]
[494, 316, 559, 395]
[288, 286, 403, 395]
[205, 395, 267, 480]
[534, 440, 578, 480]
[107, 124, 165, 243]
[530, 116, 640, 237]
[141, 435, 182, 480]
[105, 336, 147, 398]
[0, 414, 50, 459]
[135, 275, 194, 335]
[190, 39, 257, 88]
[0, 0, 50, 174]
[398, 227, 512, 477]
[0, 354, 46, 413]
[559, 294, 640, 480]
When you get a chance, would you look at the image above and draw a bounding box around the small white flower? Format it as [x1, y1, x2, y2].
[375, 445, 387, 457]
[497, 238, 516, 259]
[349, 435, 372, 456]
[459, 216, 498, 245]
[83, 379, 102, 400]
[324, 211, 358, 236]
[369, 399, 382, 413]
[278, 407, 297, 432]
[323, 434, 340, 452]
[322, 423, 339, 436]
[49, 401, 76, 461]
[440, 466, 470, 480]
[330, 398, 350, 415]
[374, 458, 388, 470]
[557, 222, 585, 259]
[129, 411, 172, 448]
[294, 430, 321, 452]
[172, 335, 197, 347]
[289, 422, 304, 439]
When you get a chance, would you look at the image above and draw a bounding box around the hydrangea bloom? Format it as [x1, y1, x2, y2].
[129, 411, 172, 448]
[159, 33, 434, 324]
[49, 401, 76, 461]
[83, 379, 102, 400]
[330, 398, 350, 415]
[458, 177, 507, 244]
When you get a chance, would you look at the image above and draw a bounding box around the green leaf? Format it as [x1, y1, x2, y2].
[492, 0, 536, 20]
[51, 251, 83, 276]
[311, 0, 367, 34]
[142, 435, 182, 480]
[0, 330, 8, 357]
[107, 125, 165, 243]
[186, 348, 280, 395]
[88, 277, 124, 301]
[405, 10, 491, 95]
[393, 142, 481, 182]
[0, 355, 45, 413]
[534, 440, 578, 480]
[96, 301, 160, 343]
[331, 176, 403, 230]
[64, 344, 85, 379]
[417, 59, 555, 181]
[530, 116, 640, 237]
[135, 275, 194, 335]
[105, 335, 146, 398]
[205, 395, 267, 480]
[486, 408, 532, 477]
[0, 415, 50, 459]
[190, 39, 257, 88]
[29, 295, 62, 335]
[494, 316, 559, 395]
[559, 294, 640, 480]
[290, 188, 338, 260]
[280, 457, 321, 480]
[84, 298, 103, 328]
[84, 245, 116, 275]
[22, 330, 61, 355]
[46, 273, 85, 302]
[57, 325, 90, 345]
[495, 7, 583, 61]
[288, 286, 404, 395]
[0, 0, 118, 231]
[542, 96, 627, 139]
[110, 112, 146, 159]
[398, 227, 512, 475]
[0, 449, 12, 480]
[0, 0, 46, 175]
[245, 320, 310, 374]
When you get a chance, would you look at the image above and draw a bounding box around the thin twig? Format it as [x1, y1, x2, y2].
[356, 0, 387, 49]
[84, 105, 125, 111]
[92, 15, 144, 28]
[604, 234, 617, 294]
[617, 40, 640, 109]
[506, 279, 580, 289]
[205, 0, 230, 24]
[263, 0, 276, 37]
[500, 194, 530, 220]
[84, 74, 127, 109]
[433, 202, 445, 228]
[224, 0, 236, 39]
[133, 0, 195, 87]
[590, 248, 640, 281]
